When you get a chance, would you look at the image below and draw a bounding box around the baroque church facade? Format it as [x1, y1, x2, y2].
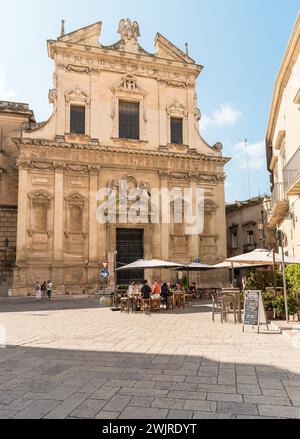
[11, 19, 229, 295]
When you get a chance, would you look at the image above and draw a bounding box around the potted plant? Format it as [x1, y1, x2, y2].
[288, 294, 299, 318]
[273, 295, 285, 319]
[263, 292, 275, 320]
[273, 294, 299, 319]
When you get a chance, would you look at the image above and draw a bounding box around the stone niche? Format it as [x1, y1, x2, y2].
[64, 193, 88, 257]
[28, 191, 53, 255]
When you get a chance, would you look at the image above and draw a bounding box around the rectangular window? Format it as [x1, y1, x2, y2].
[247, 230, 254, 246]
[119, 101, 140, 140]
[171, 117, 183, 145]
[70, 105, 85, 135]
[231, 231, 238, 249]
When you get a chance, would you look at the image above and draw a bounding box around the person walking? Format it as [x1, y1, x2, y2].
[47, 280, 53, 300]
[141, 280, 152, 315]
[161, 282, 170, 308]
[41, 282, 47, 300]
[35, 282, 42, 301]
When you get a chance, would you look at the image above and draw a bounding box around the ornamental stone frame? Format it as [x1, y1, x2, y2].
[166, 100, 188, 147]
[110, 74, 147, 141]
[65, 86, 91, 136]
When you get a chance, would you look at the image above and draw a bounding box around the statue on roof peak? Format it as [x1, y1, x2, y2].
[118, 18, 140, 42]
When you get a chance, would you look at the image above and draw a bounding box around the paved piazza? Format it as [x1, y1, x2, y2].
[0, 297, 299, 419]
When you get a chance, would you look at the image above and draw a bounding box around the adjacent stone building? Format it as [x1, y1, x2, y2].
[226, 196, 276, 258]
[266, 13, 300, 258]
[0, 101, 35, 294]
[11, 19, 229, 295]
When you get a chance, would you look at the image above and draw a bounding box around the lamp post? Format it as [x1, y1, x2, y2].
[276, 230, 289, 324]
[3, 238, 9, 265]
[114, 250, 118, 291]
[261, 197, 277, 290]
[259, 209, 266, 250]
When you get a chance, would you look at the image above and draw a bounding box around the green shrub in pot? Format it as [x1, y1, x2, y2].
[263, 292, 275, 311]
[273, 294, 299, 318]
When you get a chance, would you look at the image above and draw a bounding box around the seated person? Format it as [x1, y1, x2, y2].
[161, 282, 170, 305]
[141, 280, 151, 300]
[175, 283, 183, 291]
[152, 280, 161, 299]
[189, 282, 197, 293]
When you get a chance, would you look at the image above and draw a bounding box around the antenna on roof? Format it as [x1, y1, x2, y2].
[60, 19, 65, 37]
[245, 138, 251, 200]
[185, 43, 189, 56]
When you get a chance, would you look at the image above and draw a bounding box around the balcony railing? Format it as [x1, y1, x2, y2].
[269, 183, 289, 225]
[271, 183, 287, 209]
[283, 147, 300, 195]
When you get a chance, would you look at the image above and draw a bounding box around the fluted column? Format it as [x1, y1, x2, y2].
[159, 171, 170, 260]
[88, 166, 99, 263]
[16, 161, 30, 263]
[53, 165, 64, 262]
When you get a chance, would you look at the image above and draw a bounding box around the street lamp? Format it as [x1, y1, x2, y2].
[3, 238, 9, 264]
[258, 210, 266, 250]
[261, 197, 278, 290]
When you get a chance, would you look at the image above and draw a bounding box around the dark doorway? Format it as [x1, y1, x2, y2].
[116, 228, 144, 286]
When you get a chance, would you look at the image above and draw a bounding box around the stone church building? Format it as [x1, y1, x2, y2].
[6, 19, 229, 295]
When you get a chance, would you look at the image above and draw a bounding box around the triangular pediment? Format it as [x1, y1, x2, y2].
[58, 22, 102, 47]
[155, 33, 195, 64]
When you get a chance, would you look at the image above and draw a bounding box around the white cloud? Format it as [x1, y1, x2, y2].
[233, 140, 266, 170]
[201, 104, 241, 131]
[0, 65, 17, 100]
[213, 104, 241, 126]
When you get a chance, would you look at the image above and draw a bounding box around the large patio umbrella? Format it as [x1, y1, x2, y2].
[212, 261, 269, 269]
[175, 262, 213, 287]
[176, 262, 213, 270]
[116, 259, 182, 271]
[225, 248, 300, 265]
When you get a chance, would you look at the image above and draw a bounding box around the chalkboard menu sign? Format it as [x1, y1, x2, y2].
[243, 290, 268, 333]
[244, 291, 260, 326]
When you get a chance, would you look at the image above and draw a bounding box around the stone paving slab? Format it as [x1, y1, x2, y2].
[0, 297, 300, 419]
[119, 406, 169, 419]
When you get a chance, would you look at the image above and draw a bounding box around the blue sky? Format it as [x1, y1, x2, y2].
[0, 0, 299, 202]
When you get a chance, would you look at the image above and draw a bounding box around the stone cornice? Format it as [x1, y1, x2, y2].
[13, 137, 230, 165]
[49, 39, 202, 70]
[17, 158, 226, 183]
[51, 42, 200, 82]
